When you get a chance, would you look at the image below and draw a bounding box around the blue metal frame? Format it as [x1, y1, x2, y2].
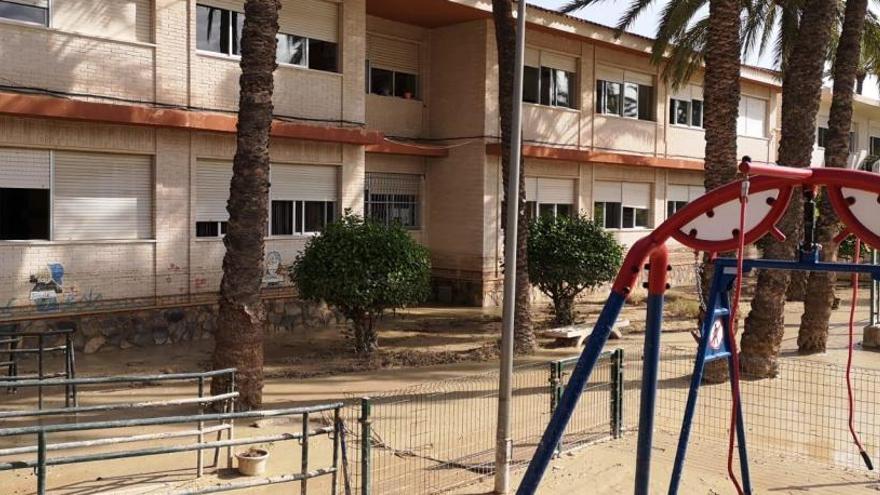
[518, 254, 880, 495]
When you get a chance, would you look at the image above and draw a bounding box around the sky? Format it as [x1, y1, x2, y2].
[530, 0, 777, 69]
[530, 1, 880, 99]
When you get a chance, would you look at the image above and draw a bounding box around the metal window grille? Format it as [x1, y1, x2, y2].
[364, 173, 422, 229]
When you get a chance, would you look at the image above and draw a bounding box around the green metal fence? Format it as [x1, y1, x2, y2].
[342, 350, 624, 495]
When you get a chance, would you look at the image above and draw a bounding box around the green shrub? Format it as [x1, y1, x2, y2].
[291, 214, 431, 354]
[528, 213, 623, 326]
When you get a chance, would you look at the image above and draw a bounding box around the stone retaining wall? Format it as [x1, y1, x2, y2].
[6, 298, 344, 354]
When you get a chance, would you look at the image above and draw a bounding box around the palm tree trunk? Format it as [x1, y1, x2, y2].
[798, 0, 868, 354]
[740, 0, 837, 377]
[697, 0, 742, 384]
[492, 0, 536, 354]
[210, 0, 280, 410]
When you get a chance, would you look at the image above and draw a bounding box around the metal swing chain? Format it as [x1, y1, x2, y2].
[691, 251, 707, 342]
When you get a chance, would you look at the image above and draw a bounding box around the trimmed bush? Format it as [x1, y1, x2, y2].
[528, 213, 623, 326]
[291, 214, 431, 354]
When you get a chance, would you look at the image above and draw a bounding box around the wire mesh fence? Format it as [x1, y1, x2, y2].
[622, 347, 880, 473]
[336, 353, 621, 495]
[333, 346, 880, 495]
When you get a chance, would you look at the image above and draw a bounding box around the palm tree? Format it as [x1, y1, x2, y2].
[491, 0, 537, 354]
[797, 0, 870, 354]
[740, 0, 838, 377]
[561, 0, 743, 382]
[210, 0, 280, 410]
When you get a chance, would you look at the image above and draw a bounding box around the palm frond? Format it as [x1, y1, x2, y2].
[650, 0, 709, 64]
[662, 16, 711, 89]
[615, 0, 660, 36]
[559, 0, 612, 14]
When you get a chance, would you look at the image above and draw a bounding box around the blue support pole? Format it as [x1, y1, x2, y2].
[668, 265, 728, 494]
[634, 291, 665, 494]
[516, 291, 628, 495]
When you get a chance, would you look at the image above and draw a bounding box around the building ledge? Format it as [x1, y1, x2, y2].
[366, 138, 449, 157]
[485, 143, 704, 171]
[0, 91, 384, 146]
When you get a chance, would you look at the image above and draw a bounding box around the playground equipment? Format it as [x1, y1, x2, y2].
[518, 160, 880, 495]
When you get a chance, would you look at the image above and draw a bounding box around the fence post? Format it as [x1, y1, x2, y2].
[37, 430, 47, 495]
[549, 361, 563, 456]
[610, 349, 624, 439]
[360, 397, 372, 495]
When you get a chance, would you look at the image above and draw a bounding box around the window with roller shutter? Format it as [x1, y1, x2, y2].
[0, 148, 51, 240]
[524, 177, 575, 219]
[52, 152, 154, 241]
[594, 181, 652, 229]
[0, 0, 48, 26]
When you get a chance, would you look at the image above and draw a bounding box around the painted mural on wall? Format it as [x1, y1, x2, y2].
[28, 262, 103, 313]
[262, 251, 294, 288]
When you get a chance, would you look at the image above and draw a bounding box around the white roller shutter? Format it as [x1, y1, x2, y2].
[367, 172, 420, 195]
[53, 152, 153, 241]
[196, 160, 232, 222]
[624, 70, 653, 86]
[282, 0, 339, 42]
[688, 186, 705, 201]
[596, 65, 624, 82]
[0, 148, 50, 189]
[541, 52, 577, 73]
[525, 177, 538, 201]
[594, 181, 622, 203]
[537, 178, 575, 204]
[746, 97, 766, 137]
[667, 184, 690, 202]
[367, 34, 419, 73]
[622, 182, 651, 209]
[271, 164, 337, 201]
[525, 47, 540, 68]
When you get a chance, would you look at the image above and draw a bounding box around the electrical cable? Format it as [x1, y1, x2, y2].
[725, 177, 749, 495]
[846, 238, 873, 470]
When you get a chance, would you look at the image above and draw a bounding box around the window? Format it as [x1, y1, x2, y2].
[666, 184, 705, 219]
[270, 200, 335, 235]
[817, 127, 856, 152]
[523, 66, 576, 108]
[198, 4, 339, 71]
[269, 163, 338, 235]
[196, 5, 243, 56]
[0, 188, 49, 240]
[196, 221, 227, 238]
[525, 177, 575, 220]
[368, 66, 418, 99]
[0, 0, 48, 26]
[737, 96, 767, 138]
[597, 79, 653, 120]
[670, 98, 703, 128]
[308, 38, 338, 72]
[367, 35, 419, 99]
[871, 136, 880, 156]
[365, 173, 422, 228]
[0, 148, 51, 241]
[594, 182, 651, 229]
[275, 33, 338, 72]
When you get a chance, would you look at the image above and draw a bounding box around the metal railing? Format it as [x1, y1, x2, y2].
[340, 351, 622, 495]
[0, 403, 344, 495]
[0, 368, 238, 477]
[1, 327, 76, 408]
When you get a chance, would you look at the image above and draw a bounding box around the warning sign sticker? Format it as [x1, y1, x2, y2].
[708, 319, 724, 350]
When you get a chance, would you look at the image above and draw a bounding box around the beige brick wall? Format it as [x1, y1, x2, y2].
[0, 21, 155, 102]
[365, 15, 428, 137]
[188, 133, 361, 294]
[53, 0, 153, 43]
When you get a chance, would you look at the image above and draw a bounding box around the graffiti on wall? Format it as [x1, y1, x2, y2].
[29, 262, 103, 313]
[262, 251, 294, 287]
